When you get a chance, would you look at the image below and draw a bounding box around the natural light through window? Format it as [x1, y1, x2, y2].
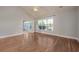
[37, 17, 54, 31]
[23, 21, 32, 31]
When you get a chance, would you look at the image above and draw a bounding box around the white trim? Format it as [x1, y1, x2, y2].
[0, 32, 79, 42]
[36, 32, 79, 41]
[0, 33, 24, 38]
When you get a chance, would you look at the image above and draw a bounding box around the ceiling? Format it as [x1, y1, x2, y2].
[21, 6, 76, 19]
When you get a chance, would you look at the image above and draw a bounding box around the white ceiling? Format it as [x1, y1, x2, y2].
[21, 6, 76, 19]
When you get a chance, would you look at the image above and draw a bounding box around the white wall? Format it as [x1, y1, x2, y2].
[53, 8, 77, 37]
[36, 7, 78, 38]
[77, 7, 79, 38]
[0, 6, 78, 38]
[0, 7, 31, 36]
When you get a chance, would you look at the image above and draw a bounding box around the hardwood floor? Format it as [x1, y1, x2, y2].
[0, 32, 79, 52]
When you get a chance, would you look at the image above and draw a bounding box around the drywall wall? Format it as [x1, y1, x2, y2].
[0, 7, 31, 36]
[36, 7, 77, 38]
[53, 8, 77, 37]
[0, 6, 78, 38]
[77, 7, 79, 38]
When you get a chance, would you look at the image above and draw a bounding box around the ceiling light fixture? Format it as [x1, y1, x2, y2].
[33, 8, 38, 11]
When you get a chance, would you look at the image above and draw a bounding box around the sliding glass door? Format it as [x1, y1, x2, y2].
[23, 20, 33, 32]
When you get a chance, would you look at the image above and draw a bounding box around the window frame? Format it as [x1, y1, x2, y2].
[23, 20, 33, 32]
[37, 16, 54, 32]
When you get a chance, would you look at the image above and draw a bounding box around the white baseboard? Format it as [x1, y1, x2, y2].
[53, 34, 79, 41]
[36, 32, 79, 41]
[0, 32, 79, 42]
[0, 33, 24, 38]
[0, 31, 34, 39]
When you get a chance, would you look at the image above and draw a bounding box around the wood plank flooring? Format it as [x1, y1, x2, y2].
[0, 32, 79, 52]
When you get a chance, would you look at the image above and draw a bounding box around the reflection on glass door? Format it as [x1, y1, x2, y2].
[23, 20, 32, 32]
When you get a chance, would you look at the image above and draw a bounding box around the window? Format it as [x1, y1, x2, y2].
[23, 21, 32, 31]
[37, 17, 53, 31]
